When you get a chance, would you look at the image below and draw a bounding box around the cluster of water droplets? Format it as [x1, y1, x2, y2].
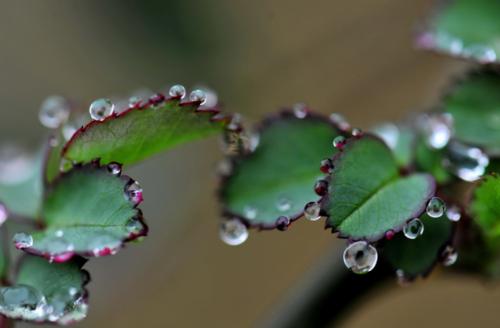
[343, 241, 378, 274]
[0, 284, 87, 324]
[418, 31, 498, 64]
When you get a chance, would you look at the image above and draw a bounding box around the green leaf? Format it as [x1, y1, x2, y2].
[220, 112, 341, 229]
[16, 162, 147, 261]
[63, 97, 229, 165]
[383, 215, 453, 278]
[0, 147, 43, 219]
[443, 70, 500, 155]
[0, 256, 89, 323]
[415, 139, 452, 184]
[419, 0, 500, 64]
[321, 135, 436, 241]
[471, 174, 500, 246]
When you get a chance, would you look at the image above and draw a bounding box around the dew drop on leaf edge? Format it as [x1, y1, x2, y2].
[343, 241, 378, 274]
[219, 219, 248, 246]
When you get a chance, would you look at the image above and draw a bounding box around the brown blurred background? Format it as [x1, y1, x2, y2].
[1, 0, 495, 327]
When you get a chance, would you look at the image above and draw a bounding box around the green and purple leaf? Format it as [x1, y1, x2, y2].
[0, 256, 89, 324]
[15, 162, 147, 262]
[382, 214, 453, 279]
[320, 135, 436, 241]
[63, 96, 230, 165]
[220, 111, 341, 230]
[417, 0, 500, 64]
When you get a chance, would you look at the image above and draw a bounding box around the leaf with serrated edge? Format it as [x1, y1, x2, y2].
[321, 135, 436, 241]
[16, 162, 147, 261]
[418, 0, 500, 64]
[220, 111, 341, 230]
[383, 214, 453, 278]
[63, 97, 229, 165]
[0, 256, 89, 323]
[443, 70, 500, 155]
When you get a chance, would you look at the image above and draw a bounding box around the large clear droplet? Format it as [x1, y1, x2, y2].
[189, 89, 207, 104]
[219, 219, 248, 246]
[125, 180, 143, 205]
[169, 84, 187, 99]
[403, 218, 424, 239]
[13, 233, 33, 249]
[444, 141, 489, 182]
[39, 96, 70, 129]
[441, 245, 458, 266]
[304, 202, 321, 221]
[343, 241, 378, 274]
[89, 99, 114, 121]
[446, 205, 461, 222]
[426, 197, 446, 218]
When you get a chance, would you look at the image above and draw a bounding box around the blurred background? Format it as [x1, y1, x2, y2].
[0, 0, 495, 327]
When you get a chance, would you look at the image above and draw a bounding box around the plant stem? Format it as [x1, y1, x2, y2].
[261, 244, 393, 328]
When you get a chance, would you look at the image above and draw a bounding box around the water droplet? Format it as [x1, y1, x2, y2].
[372, 123, 399, 150]
[444, 141, 489, 182]
[88, 234, 122, 257]
[446, 205, 461, 222]
[149, 93, 165, 106]
[107, 162, 122, 176]
[128, 96, 142, 108]
[0, 203, 8, 226]
[330, 113, 350, 131]
[320, 158, 334, 174]
[333, 136, 346, 149]
[314, 179, 329, 196]
[396, 269, 411, 287]
[403, 218, 424, 239]
[13, 233, 33, 249]
[54, 230, 64, 238]
[125, 180, 143, 205]
[0, 284, 47, 320]
[441, 245, 458, 266]
[276, 216, 290, 231]
[351, 128, 363, 138]
[243, 206, 257, 220]
[0, 145, 33, 185]
[385, 230, 395, 240]
[292, 103, 308, 119]
[89, 98, 114, 121]
[343, 241, 378, 274]
[189, 89, 207, 105]
[304, 202, 321, 221]
[463, 44, 497, 63]
[419, 113, 453, 150]
[248, 131, 260, 152]
[216, 159, 233, 176]
[126, 218, 145, 237]
[426, 197, 446, 218]
[62, 124, 77, 141]
[219, 219, 248, 246]
[435, 31, 464, 56]
[276, 197, 291, 212]
[169, 84, 186, 99]
[39, 96, 70, 129]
